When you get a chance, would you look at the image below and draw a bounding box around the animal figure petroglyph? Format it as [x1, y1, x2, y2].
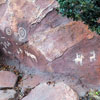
[25, 51, 37, 62]
[90, 51, 96, 62]
[73, 53, 84, 66]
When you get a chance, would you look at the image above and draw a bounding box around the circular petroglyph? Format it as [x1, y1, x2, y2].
[5, 27, 12, 35]
[18, 27, 27, 41]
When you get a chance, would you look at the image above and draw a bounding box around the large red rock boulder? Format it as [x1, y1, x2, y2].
[0, 0, 99, 96]
[22, 82, 79, 100]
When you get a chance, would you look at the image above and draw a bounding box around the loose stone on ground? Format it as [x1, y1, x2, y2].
[22, 82, 79, 100]
[19, 75, 45, 89]
[0, 89, 16, 100]
[0, 71, 17, 88]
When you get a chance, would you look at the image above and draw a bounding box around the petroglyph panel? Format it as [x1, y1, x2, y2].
[73, 50, 96, 66]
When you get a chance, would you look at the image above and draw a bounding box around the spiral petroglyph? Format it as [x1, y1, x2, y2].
[5, 27, 12, 35]
[18, 27, 27, 41]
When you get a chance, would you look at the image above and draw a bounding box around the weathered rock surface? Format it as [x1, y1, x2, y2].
[49, 37, 100, 85]
[19, 75, 46, 91]
[22, 82, 79, 100]
[0, 0, 100, 96]
[0, 0, 6, 5]
[0, 89, 16, 100]
[0, 71, 17, 88]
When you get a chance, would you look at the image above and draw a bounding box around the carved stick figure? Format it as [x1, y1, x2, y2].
[90, 51, 96, 62]
[73, 53, 84, 66]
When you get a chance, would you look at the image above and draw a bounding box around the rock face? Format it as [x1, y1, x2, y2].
[19, 75, 45, 91]
[22, 82, 79, 100]
[0, 0, 100, 96]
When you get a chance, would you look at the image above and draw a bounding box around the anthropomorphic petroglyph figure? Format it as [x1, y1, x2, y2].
[73, 53, 84, 66]
[90, 51, 96, 62]
[16, 48, 23, 54]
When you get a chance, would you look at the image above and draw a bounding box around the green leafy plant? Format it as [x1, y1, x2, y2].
[56, 0, 100, 35]
[88, 89, 100, 100]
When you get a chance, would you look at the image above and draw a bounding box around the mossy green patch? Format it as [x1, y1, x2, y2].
[57, 0, 100, 35]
